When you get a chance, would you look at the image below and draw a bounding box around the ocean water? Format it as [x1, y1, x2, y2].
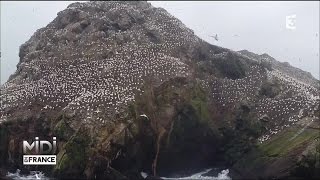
[142, 168, 231, 180]
[6, 168, 231, 180]
[6, 169, 50, 180]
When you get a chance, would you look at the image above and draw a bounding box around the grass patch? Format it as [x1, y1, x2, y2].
[259, 128, 319, 157]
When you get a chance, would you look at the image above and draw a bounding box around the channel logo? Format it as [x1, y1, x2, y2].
[22, 137, 57, 165]
[286, 14, 296, 30]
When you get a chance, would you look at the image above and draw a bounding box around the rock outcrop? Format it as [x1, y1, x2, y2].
[0, 1, 319, 179]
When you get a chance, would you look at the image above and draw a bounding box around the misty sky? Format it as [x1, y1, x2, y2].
[1, 1, 319, 84]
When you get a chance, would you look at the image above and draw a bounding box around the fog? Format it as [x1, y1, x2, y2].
[1, 1, 319, 84]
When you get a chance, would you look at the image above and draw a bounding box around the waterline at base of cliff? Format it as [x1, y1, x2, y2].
[6, 168, 231, 180]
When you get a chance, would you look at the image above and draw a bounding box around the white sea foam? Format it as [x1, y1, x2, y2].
[141, 168, 231, 180]
[6, 169, 50, 180]
[8, 168, 231, 180]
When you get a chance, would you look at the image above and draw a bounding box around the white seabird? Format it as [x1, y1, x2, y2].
[140, 114, 149, 119]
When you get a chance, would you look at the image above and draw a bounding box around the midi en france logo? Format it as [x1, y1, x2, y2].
[22, 137, 57, 165]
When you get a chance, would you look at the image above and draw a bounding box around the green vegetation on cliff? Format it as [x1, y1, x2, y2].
[260, 128, 318, 157]
[54, 127, 91, 178]
[232, 125, 320, 179]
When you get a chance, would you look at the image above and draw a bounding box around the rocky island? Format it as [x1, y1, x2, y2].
[0, 1, 319, 179]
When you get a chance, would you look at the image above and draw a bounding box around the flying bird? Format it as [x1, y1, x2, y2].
[209, 34, 219, 41]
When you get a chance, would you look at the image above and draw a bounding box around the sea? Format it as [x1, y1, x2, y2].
[6, 168, 231, 180]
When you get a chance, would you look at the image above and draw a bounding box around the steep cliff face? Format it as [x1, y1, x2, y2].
[0, 1, 319, 179]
